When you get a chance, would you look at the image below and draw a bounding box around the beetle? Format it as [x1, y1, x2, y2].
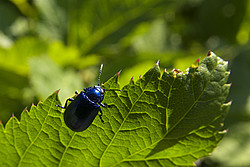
[56, 64, 120, 132]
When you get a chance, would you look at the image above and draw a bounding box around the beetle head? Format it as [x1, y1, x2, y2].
[85, 86, 104, 103]
[85, 64, 121, 103]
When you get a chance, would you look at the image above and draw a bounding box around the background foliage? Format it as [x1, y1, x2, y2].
[0, 0, 249, 166]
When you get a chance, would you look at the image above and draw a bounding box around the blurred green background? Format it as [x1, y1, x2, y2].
[0, 0, 249, 166]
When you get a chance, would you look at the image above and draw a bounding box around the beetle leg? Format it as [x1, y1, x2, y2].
[99, 103, 105, 108]
[99, 109, 104, 123]
[75, 90, 79, 95]
[99, 103, 111, 108]
[104, 103, 112, 108]
[56, 98, 74, 109]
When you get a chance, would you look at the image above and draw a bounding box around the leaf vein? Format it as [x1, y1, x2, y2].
[101, 69, 157, 166]
[17, 95, 57, 166]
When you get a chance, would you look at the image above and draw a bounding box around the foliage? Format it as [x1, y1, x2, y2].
[0, 0, 250, 166]
[0, 53, 230, 166]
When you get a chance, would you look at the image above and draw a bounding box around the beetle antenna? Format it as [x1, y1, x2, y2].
[98, 64, 103, 86]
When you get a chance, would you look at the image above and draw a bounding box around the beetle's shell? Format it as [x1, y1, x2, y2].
[64, 91, 100, 132]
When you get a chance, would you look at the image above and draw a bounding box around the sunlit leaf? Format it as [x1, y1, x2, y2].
[0, 52, 231, 166]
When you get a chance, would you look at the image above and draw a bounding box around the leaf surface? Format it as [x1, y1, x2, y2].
[0, 52, 231, 166]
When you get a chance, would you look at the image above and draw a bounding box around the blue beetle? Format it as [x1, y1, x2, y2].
[56, 64, 120, 132]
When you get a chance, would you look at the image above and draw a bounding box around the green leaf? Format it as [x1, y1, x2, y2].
[0, 52, 231, 166]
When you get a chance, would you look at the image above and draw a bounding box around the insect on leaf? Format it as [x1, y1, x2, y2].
[0, 52, 231, 167]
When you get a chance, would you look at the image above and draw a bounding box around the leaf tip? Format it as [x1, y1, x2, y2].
[227, 100, 233, 105]
[0, 120, 2, 125]
[116, 70, 122, 76]
[195, 57, 201, 66]
[173, 68, 182, 73]
[56, 89, 60, 94]
[131, 76, 134, 81]
[139, 75, 142, 79]
[207, 50, 212, 56]
[219, 129, 228, 134]
[155, 60, 160, 66]
[207, 50, 215, 57]
[11, 113, 15, 118]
